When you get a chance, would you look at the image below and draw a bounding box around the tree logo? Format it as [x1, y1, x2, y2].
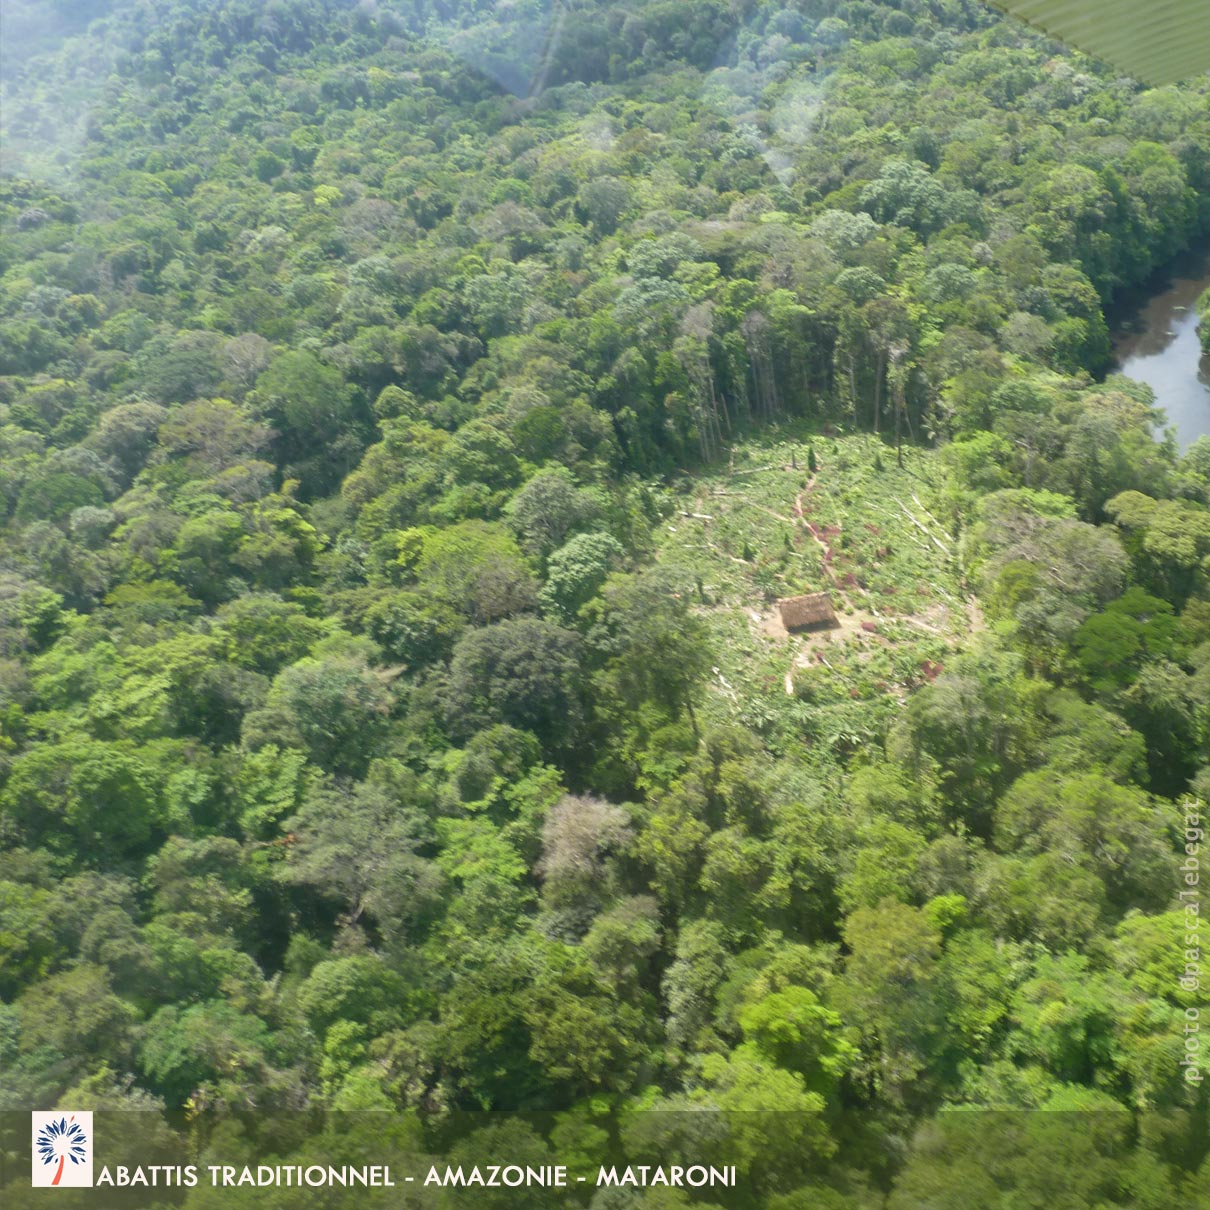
[32, 1112, 93, 1188]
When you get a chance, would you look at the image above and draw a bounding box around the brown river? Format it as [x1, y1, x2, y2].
[1112, 246, 1210, 450]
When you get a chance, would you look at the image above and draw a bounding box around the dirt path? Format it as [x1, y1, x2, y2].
[772, 468, 927, 693]
[967, 593, 986, 634]
[794, 479, 843, 593]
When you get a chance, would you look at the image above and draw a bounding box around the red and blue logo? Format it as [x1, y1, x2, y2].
[32, 1112, 93, 1188]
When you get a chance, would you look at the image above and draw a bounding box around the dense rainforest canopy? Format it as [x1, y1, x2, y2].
[2, 1, 1210, 1206]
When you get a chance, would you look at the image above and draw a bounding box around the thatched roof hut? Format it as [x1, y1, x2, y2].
[777, 592, 838, 632]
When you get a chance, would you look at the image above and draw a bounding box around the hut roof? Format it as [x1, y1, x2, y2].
[777, 592, 837, 631]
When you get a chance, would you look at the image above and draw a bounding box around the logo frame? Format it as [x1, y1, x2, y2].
[31, 1111, 93, 1188]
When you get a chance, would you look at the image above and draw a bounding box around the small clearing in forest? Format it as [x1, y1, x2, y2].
[657, 430, 976, 757]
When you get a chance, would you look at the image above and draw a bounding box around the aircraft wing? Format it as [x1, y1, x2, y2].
[989, 0, 1210, 85]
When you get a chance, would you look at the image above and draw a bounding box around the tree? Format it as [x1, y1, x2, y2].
[296, 955, 410, 1037]
[462, 266, 534, 339]
[362, 590, 464, 668]
[133, 330, 223, 403]
[576, 176, 630, 233]
[243, 655, 393, 777]
[524, 951, 646, 1095]
[13, 471, 104, 524]
[81, 630, 261, 748]
[216, 593, 328, 675]
[692, 1047, 835, 1191]
[506, 467, 599, 559]
[993, 770, 1175, 913]
[1028, 164, 1118, 295]
[591, 569, 710, 732]
[974, 493, 1127, 658]
[442, 618, 585, 752]
[888, 647, 1039, 820]
[537, 793, 632, 912]
[138, 1000, 287, 1110]
[859, 295, 915, 435]
[836, 903, 944, 1098]
[860, 159, 978, 238]
[0, 880, 62, 1000]
[164, 509, 245, 605]
[1106, 490, 1210, 603]
[662, 920, 729, 1056]
[436, 941, 548, 1109]
[283, 778, 442, 944]
[222, 332, 274, 394]
[252, 350, 358, 483]
[147, 836, 254, 942]
[85, 400, 167, 485]
[540, 532, 623, 620]
[939, 928, 1019, 1062]
[888, 1098, 1172, 1209]
[738, 986, 858, 1097]
[1074, 587, 1177, 691]
[409, 521, 537, 623]
[16, 964, 137, 1075]
[1, 738, 162, 860]
[1009, 953, 1127, 1085]
[154, 397, 271, 477]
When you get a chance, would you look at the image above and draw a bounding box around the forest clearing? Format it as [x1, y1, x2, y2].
[659, 431, 971, 756]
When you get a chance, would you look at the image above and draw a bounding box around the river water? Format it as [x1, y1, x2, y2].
[1112, 246, 1210, 449]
